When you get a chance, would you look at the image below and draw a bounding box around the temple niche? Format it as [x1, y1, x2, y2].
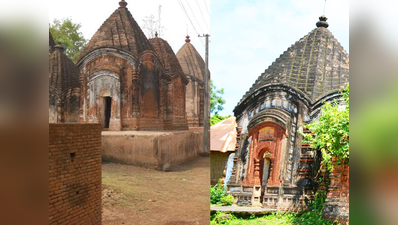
[227, 16, 349, 212]
[49, 33, 81, 123]
[176, 35, 206, 128]
[76, 0, 188, 131]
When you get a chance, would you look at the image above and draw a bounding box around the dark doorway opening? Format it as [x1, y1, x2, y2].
[104, 97, 112, 129]
[260, 157, 271, 203]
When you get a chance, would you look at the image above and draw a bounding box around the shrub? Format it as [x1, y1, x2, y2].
[219, 194, 234, 206]
[211, 179, 226, 205]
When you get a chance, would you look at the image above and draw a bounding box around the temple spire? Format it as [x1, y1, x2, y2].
[185, 35, 191, 43]
[119, 0, 127, 8]
[316, 15, 329, 28]
[54, 42, 64, 52]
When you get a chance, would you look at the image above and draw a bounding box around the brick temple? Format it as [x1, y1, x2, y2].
[176, 35, 206, 128]
[76, 0, 189, 131]
[226, 15, 349, 220]
[49, 33, 81, 123]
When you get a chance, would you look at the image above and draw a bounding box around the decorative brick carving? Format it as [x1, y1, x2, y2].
[227, 16, 349, 214]
[74, 3, 188, 131]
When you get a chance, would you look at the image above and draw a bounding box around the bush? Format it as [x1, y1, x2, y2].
[220, 194, 234, 206]
[211, 179, 235, 206]
[211, 180, 227, 205]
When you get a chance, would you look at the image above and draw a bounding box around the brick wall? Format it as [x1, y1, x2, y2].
[322, 159, 349, 224]
[49, 123, 102, 225]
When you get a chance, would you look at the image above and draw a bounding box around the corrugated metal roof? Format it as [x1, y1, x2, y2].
[211, 116, 237, 152]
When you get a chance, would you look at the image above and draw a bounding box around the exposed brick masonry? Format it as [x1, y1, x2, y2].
[49, 123, 102, 225]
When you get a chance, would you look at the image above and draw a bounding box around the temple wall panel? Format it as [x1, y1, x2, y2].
[86, 71, 121, 130]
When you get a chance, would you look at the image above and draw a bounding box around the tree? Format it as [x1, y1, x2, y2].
[142, 5, 165, 38]
[210, 80, 226, 114]
[49, 18, 87, 62]
[299, 84, 349, 172]
[210, 114, 231, 126]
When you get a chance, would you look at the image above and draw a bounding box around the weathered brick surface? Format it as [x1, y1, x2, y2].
[76, 2, 189, 131]
[176, 36, 205, 127]
[322, 160, 349, 224]
[227, 16, 349, 212]
[149, 36, 189, 130]
[49, 34, 81, 123]
[49, 123, 102, 225]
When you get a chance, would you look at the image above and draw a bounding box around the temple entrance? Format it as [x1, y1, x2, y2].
[103, 97, 112, 129]
[260, 157, 271, 203]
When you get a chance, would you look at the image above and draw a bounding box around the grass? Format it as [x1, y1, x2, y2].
[211, 211, 336, 225]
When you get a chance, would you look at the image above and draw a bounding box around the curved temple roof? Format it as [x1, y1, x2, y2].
[77, 0, 151, 62]
[149, 34, 185, 79]
[176, 35, 206, 82]
[49, 33, 80, 93]
[238, 16, 349, 106]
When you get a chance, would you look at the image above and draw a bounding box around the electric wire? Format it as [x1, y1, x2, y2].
[195, 0, 210, 33]
[176, 0, 205, 48]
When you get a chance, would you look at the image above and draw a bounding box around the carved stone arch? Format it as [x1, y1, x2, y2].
[85, 70, 121, 130]
[248, 108, 290, 132]
[77, 47, 138, 70]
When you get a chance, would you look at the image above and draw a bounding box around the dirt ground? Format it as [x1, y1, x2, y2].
[102, 156, 210, 225]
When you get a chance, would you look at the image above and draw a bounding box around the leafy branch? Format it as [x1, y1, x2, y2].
[299, 84, 349, 172]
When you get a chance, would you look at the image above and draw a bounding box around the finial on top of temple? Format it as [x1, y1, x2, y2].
[316, 15, 329, 28]
[54, 42, 64, 52]
[155, 31, 158, 37]
[119, 0, 127, 8]
[185, 35, 190, 43]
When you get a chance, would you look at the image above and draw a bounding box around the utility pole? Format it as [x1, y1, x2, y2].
[199, 34, 210, 155]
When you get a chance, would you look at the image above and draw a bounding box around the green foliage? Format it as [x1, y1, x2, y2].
[211, 114, 231, 126]
[211, 209, 335, 225]
[210, 179, 228, 205]
[211, 80, 226, 114]
[299, 84, 349, 172]
[294, 190, 334, 225]
[219, 194, 234, 206]
[49, 18, 87, 62]
[211, 211, 236, 224]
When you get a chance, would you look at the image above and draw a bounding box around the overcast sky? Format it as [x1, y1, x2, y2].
[211, 0, 349, 116]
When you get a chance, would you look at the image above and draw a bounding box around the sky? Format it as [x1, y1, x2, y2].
[210, 0, 349, 116]
[48, 0, 210, 59]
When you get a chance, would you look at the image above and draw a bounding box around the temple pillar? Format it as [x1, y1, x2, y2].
[131, 69, 140, 130]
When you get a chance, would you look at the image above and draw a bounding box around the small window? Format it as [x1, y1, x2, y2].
[70, 152, 76, 162]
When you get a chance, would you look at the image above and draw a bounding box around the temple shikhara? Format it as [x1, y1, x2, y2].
[176, 35, 206, 128]
[226, 15, 349, 221]
[76, 1, 189, 131]
[49, 34, 81, 123]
